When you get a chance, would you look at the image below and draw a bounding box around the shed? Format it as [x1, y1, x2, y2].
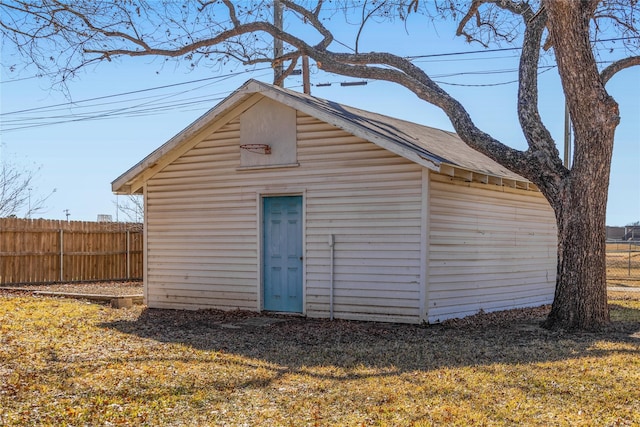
[112, 79, 557, 324]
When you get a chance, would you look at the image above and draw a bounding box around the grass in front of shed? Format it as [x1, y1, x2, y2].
[0, 292, 639, 426]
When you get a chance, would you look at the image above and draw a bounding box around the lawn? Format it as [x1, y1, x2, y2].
[1, 291, 639, 426]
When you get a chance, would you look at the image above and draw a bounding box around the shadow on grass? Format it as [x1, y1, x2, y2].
[100, 304, 640, 377]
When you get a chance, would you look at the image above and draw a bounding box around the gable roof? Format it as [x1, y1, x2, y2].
[112, 79, 533, 194]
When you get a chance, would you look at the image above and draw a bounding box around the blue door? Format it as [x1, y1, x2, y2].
[263, 196, 303, 313]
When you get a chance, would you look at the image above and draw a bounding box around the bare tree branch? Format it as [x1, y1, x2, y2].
[0, 151, 55, 218]
[280, 0, 333, 50]
[115, 195, 143, 225]
[601, 55, 640, 84]
[355, 1, 386, 54]
[510, 2, 567, 198]
[456, 0, 529, 45]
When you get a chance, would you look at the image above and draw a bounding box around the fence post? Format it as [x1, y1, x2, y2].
[59, 229, 64, 282]
[126, 229, 130, 280]
[629, 241, 632, 277]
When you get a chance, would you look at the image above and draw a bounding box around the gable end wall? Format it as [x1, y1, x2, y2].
[144, 110, 424, 323]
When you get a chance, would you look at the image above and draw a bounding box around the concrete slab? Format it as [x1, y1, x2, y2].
[111, 297, 133, 309]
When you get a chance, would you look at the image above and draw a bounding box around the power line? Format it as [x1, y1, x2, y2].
[3, 33, 633, 92]
[407, 47, 521, 60]
[7, 66, 505, 128]
[1, 71, 272, 132]
[2, 67, 271, 116]
[0, 71, 59, 83]
[406, 36, 638, 61]
[1, 83, 242, 121]
[0, 41, 631, 132]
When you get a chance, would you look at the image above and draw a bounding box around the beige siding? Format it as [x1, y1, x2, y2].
[427, 174, 557, 323]
[143, 98, 558, 324]
[145, 112, 424, 322]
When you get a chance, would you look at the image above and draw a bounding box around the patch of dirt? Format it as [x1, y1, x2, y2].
[0, 280, 142, 296]
[1, 282, 637, 334]
[440, 305, 551, 329]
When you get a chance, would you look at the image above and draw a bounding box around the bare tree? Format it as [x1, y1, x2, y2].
[115, 194, 143, 226]
[0, 148, 54, 218]
[2, 0, 638, 329]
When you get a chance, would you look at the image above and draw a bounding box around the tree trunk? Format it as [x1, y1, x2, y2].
[542, 126, 615, 330]
[539, 0, 619, 331]
[543, 177, 611, 331]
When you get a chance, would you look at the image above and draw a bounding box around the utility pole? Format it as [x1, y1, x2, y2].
[273, 0, 283, 86]
[302, 55, 311, 95]
[63, 209, 70, 221]
[564, 103, 572, 168]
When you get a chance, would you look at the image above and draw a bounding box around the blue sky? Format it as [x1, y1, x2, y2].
[1, 12, 638, 225]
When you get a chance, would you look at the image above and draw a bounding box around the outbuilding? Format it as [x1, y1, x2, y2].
[112, 79, 557, 324]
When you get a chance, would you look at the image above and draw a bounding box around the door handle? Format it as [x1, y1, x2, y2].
[299, 256, 304, 260]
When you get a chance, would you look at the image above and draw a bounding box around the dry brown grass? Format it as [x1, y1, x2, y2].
[608, 278, 640, 289]
[1, 291, 639, 426]
[606, 242, 640, 281]
[0, 280, 142, 296]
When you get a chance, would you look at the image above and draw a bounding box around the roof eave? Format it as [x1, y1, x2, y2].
[438, 163, 536, 191]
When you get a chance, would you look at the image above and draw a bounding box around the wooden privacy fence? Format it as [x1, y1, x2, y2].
[0, 218, 143, 285]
